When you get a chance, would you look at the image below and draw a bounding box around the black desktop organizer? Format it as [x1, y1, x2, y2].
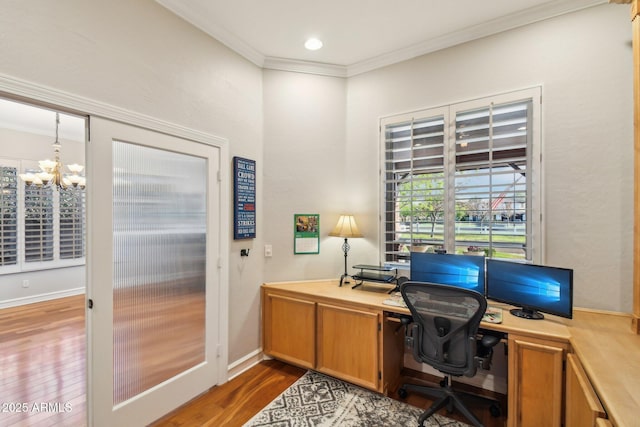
[351, 264, 405, 293]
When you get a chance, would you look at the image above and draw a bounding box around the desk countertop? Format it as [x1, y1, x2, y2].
[568, 310, 640, 427]
[262, 279, 571, 341]
[263, 279, 640, 427]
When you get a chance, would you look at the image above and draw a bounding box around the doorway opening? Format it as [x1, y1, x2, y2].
[0, 96, 87, 426]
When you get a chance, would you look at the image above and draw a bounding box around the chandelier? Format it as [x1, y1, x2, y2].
[19, 112, 86, 190]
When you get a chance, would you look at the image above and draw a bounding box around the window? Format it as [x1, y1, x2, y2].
[381, 88, 541, 265]
[0, 159, 85, 274]
[59, 187, 86, 259]
[0, 164, 18, 267]
[24, 185, 54, 262]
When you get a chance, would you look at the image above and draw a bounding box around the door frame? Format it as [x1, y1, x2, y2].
[0, 72, 230, 424]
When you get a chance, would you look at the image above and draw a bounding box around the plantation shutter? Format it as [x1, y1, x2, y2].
[0, 165, 18, 266]
[24, 185, 54, 262]
[383, 114, 446, 263]
[381, 88, 539, 265]
[453, 100, 530, 258]
[59, 187, 85, 259]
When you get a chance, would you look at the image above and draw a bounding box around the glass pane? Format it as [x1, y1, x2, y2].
[59, 187, 85, 259]
[0, 165, 18, 266]
[24, 184, 54, 262]
[384, 116, 445, 263]
[112, 141, 207, 405]
[454, 101, 529, 259]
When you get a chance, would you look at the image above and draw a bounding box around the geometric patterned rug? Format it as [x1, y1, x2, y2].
[243, 370, 471, 427]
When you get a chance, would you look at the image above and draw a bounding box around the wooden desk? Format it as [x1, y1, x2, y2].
[568, 311, 640, 427]
[261, 279, 640, 427]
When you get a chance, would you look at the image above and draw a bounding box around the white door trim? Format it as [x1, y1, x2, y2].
[0, 71, 230, 424]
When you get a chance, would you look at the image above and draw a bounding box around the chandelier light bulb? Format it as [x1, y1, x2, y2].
[37, 171, 53, 185]
[67, 163, 84, 173]
[19, 112, 86, 190]
[38, 159, 56, 173]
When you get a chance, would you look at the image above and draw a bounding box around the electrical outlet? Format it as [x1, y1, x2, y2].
[22, 279, 29, 288]
[264, 244, 273, 257]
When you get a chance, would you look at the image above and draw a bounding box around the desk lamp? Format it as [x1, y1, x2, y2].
[329, 215, 363, 286]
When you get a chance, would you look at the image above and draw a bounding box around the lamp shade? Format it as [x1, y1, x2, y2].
[329, 215, 363, 238]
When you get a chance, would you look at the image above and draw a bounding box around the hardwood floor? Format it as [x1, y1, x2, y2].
[0, 295, 86, 427]
[150, 360, 306, 427]
[0, 296, 506, 427]
[154, 360, 507, 427]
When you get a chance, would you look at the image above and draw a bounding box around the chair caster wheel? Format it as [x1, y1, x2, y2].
[490, 403, 502, 417]
[398, 387, 408, 399]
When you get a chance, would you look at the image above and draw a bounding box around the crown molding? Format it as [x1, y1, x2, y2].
[263, 57, 347, 78]
[155, 0, 265, 68]
[158, 0, 606, 78]
[346, 0, 606, 77]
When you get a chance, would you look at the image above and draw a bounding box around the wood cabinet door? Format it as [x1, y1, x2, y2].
[316, 303, 380, 391]
[508, 336, 565, 427]
[565, 353, 606, 427]
[262, 291, 316, 369]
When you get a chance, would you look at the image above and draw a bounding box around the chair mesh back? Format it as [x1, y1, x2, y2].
[401, 281, 487, 377]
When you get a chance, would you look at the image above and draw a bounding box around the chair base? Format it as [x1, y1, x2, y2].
[398, 376, 500, 427]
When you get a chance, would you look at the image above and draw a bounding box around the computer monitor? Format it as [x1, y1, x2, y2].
[486, 259, 573, 320]
[410, 252, 485, 294]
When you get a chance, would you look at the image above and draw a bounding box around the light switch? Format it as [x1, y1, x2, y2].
[264, 244, 273, 257]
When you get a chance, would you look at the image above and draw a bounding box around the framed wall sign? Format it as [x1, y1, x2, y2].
[294, 214, 319, 254]
[233, 157, 256, 239]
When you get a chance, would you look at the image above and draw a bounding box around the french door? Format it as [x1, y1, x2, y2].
[87, 117, 222, 426]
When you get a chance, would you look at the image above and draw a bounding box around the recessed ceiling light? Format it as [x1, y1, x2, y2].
[305, 38, 323, 51]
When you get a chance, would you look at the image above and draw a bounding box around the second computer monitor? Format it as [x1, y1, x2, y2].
[410, 252, 485, 294]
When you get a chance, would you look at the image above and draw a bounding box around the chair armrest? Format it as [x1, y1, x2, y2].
[481, 334, 500, 349]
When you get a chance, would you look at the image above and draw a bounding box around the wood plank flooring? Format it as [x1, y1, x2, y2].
[0, 295, 86, 427]
[150, 360, 306, 427]
[0, 296, 506, 427]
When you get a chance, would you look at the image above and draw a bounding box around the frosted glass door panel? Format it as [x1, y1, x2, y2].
[112, 141, 206, 405]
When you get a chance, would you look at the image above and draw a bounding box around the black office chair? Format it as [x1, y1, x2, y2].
[397, 281, 501, 427]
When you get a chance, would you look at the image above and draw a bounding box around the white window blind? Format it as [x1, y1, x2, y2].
[24, 185, 54, 262]
[381, 88, 541, 265]
[454, 101, 530, 259]
[59, 187, 85, 259]
[0, 160, 86, 274]
[383, 115, 447, 256]
[0, 165, 18, 267]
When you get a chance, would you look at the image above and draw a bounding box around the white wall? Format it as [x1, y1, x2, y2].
[0, 127, 87, 305]
[0, 0, 264, 364]
[0, 1, 634, 374]
[345, 4, 634, 312]
[0, 267, 85, 308]
[262, 70, 373, 281]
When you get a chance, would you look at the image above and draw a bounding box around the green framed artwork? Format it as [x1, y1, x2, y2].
[294, 214, 319, 254]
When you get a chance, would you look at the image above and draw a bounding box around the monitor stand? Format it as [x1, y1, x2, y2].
[510, 307, 544, 320]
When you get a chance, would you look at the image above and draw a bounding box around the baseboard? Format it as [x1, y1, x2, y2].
[227, 349, 266, 381]
[0, 287, 85, 309]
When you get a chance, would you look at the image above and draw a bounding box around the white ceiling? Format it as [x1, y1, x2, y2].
[156, 0, 606, 77]
[0, 98, 85, 143]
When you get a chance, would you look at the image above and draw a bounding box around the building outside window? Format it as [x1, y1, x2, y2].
[380, 88, 542, 265]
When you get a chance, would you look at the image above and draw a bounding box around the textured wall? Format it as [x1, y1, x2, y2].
[0, 0, 264, 363]
[346, 4, 633, 312]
